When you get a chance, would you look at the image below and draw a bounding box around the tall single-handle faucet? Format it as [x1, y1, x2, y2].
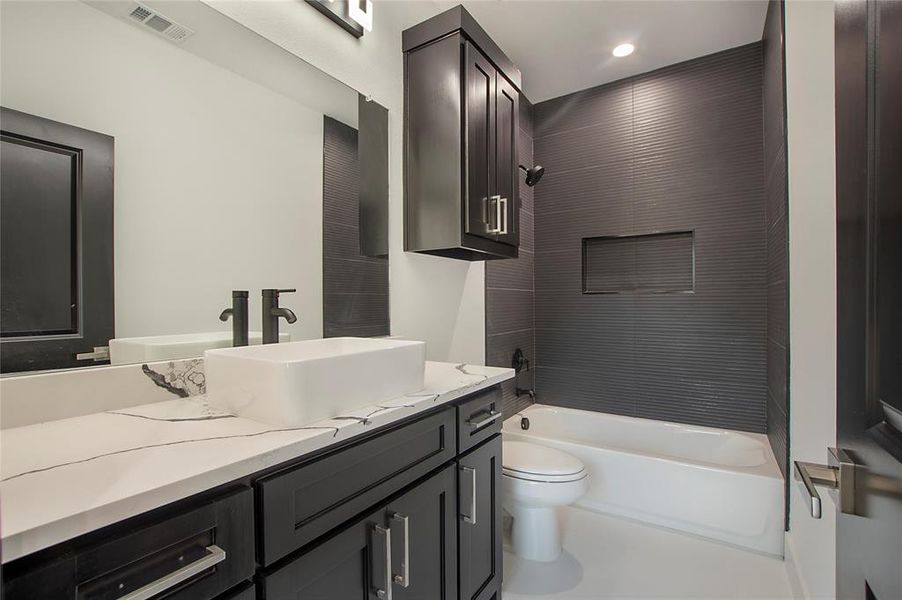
[219, 290, 249, 347]
[262, 288, 297, 344]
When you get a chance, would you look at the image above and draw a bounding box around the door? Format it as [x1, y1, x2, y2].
[464, 42, 497, 241]
[458, 435, 502, 600]
[261, 505, 390, 599]
[835, 0, 902, 598]
[494, 75, 519, 247]
[0, 107, 114, 373]
[386, 464, 457, 600]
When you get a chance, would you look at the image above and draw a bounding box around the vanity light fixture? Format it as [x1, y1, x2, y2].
[612, 43, 635, 58]
[349, 0, 373, 32]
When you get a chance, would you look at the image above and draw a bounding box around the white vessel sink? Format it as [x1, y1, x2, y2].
[204, 337, 426, 426]
[109, 331, 289, 365]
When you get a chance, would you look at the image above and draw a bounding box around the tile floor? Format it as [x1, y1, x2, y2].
[502, 506, 794, 599]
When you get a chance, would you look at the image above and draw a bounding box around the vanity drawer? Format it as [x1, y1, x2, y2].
[257, 406, 456, 566]
[3, 487, 254, 600]
[457, 386, 503, 453]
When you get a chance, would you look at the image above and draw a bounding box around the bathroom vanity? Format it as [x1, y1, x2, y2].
[1, 361, 510, 600]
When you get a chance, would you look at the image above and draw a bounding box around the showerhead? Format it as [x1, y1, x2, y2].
[519, 164, 545, 187]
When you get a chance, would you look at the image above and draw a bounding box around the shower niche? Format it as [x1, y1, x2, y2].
[403, 6, 522, 260]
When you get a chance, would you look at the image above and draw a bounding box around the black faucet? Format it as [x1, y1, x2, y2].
[262, 288, 297, 344]
[219, 290, 249, 347]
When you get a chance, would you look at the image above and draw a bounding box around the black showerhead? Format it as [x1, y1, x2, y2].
[519, 164, 545, 187]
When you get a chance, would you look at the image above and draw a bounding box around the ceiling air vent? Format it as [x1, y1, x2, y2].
[127, 4, 194, 43]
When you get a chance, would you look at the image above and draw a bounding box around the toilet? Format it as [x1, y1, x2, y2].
[502, 440, 588, 562]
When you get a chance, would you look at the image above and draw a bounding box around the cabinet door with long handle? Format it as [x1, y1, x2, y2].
[386, 464, 458, 600]
[260, 505, 390, 600]
[494, 74, 520, 247]
[458, 435, 502, 600]
[464, 41, 498, 241]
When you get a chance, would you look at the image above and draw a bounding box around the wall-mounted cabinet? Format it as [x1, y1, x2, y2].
[404, 6, 522, 260]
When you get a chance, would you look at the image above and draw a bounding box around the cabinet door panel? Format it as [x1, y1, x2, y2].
[464, 42, 496, 240]
[458, 435, 502, 600]
[387, 464, 457, 600]
[495, 75, 519, 247]
[261, 506, 386, 600]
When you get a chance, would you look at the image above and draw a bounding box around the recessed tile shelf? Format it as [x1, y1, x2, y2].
[582, 231, 695, 294]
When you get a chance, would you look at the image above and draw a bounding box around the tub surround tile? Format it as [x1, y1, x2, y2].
[487, 97, 537, 418]
[533, 43, 768, 434]
[0, 361, 513, 563]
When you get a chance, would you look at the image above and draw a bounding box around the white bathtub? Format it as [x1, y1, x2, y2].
[503, 404, 785, 556]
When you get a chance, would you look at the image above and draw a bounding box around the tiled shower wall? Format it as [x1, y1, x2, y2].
[532, 44, 769, 432]
[763, 1, 790, 479]
[486, 100, 536, 417]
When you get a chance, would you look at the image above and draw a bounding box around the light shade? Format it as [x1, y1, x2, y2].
[612, 43, 635, 58]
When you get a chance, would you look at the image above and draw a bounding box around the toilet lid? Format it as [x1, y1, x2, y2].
[502, 441, 586, 482]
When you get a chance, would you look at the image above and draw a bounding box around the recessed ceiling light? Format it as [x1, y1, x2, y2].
[612, 43, 635, 58]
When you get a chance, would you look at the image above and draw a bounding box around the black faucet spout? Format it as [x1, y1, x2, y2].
[271, 307, 297, 324]
[262, 288, 297, 344]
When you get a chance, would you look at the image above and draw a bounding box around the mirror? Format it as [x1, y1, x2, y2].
[0, 0, 389, 374]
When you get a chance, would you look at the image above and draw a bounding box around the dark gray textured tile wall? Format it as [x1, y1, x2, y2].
[533, 43, 769, 433]
[322, 117, 389, 338]
[763, 1, 790, 482]
[486, 99, 536, 418]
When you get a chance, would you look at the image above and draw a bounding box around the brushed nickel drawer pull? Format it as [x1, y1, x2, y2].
[119, 545, 225, 600]
[467, 410, 500, 430]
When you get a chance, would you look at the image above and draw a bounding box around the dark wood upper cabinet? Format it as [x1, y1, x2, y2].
[404, 6, 522, 260]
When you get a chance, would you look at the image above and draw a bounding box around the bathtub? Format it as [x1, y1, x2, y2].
[502, 404, 785, 556]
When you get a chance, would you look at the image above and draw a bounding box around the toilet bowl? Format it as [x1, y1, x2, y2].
[502, 440, 588, 562]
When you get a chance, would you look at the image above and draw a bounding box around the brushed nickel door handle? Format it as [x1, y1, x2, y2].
[371, 524, 392, 600]
[390, 512, 410, 588]
[460, 465, 477, 525]
[793, 447, 857, 518]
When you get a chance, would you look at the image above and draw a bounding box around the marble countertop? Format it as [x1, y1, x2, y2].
[0, 361, 513, 563]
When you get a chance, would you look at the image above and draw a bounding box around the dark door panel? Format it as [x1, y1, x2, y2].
[261, 505, 385, 599]
[465, 42, 496, 241]
[494, 74, 519, 247]
[387, 464, 457, 600]
[458, 435, 502, 600]
[0, 107, 113, 373]
[835, 0, 902, 598]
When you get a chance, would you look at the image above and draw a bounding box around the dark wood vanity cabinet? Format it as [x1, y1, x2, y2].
[3, 488, 255, 599]
[2, 386, 505, 600]
[262, 464, 458, 599]
[403, 6, 522, 260]
[459, 435, 503, 600]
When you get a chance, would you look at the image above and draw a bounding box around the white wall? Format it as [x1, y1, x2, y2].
[784, 1, 837, 597]
[0, 0, 325, 341]
[205, 0, 487, 365]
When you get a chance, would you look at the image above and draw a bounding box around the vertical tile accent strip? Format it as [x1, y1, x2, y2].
[763, 0, 791, 527]
[322, 117, 390, 338]
[533, 43, 768, 433]
[486, 98, 536, 417]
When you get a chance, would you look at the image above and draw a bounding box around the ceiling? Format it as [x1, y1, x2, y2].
[428, 0, 769, 103]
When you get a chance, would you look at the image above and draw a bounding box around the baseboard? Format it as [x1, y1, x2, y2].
[784, 532, 809, 599]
